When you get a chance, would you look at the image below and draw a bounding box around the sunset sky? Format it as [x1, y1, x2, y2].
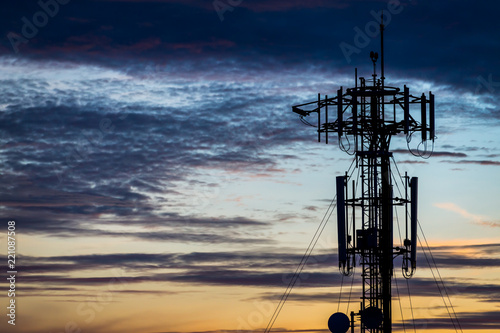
[1, 0, 500, 332]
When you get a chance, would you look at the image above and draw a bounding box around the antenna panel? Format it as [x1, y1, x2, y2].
[429, 92, 435, 140]
[337, 88, 343, 138]
[404, 85, 409, 134]
[325, 95, 329, 144]
[421, 94, 427, 141]
[352, 97, 358, 136]
[389, 188, 393, 252]
[336, 176, 347, 264]
[410, 177, 418, 267]
[317, 93, 321, 142]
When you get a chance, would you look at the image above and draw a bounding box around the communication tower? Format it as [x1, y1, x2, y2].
[292, 20, 435, 333]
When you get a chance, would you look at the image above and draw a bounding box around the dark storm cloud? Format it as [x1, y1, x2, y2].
[16, 243, 500, 274]
[153, 330, 328, 333]
[0, 63, 310, 241]
[11, 265, 500, 303]
[392, 149, 467, 158]
[427, 152, 468, 158]
[393, 311, 500, 331]
[9, 250, 338, 289]
[431, 256, 500, 268]
[395, 160, 428, 164]
[436, 242, 500, 255]
[443, 159, 500, 166]
[10, 245, 500, 301]
[401, 278, 500, 301]
[2, 205, 272, 243]
[10, 270, 340, 288]
[253, 277, 500, 303]
[392, 149, 500, 166]
[16, 285, 179, 299]
[1, 0, 499, 91]
[16, 251, 336, 274]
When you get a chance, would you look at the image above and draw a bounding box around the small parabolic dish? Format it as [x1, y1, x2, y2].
[328, 312, 350, 333]
[361, 306, 383, 329]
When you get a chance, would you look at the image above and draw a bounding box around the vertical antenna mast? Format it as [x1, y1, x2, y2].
[292, 19, 435, 333]
[381, 12, 385, 89]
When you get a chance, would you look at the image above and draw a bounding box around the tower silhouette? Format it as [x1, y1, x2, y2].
[292, 20, 435, 333]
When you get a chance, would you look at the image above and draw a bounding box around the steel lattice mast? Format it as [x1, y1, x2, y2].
[292, 21, 435, 333]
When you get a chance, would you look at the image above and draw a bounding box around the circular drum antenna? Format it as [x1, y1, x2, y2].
[361, 306, 383, 329]
[328, 312, 350, 333]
